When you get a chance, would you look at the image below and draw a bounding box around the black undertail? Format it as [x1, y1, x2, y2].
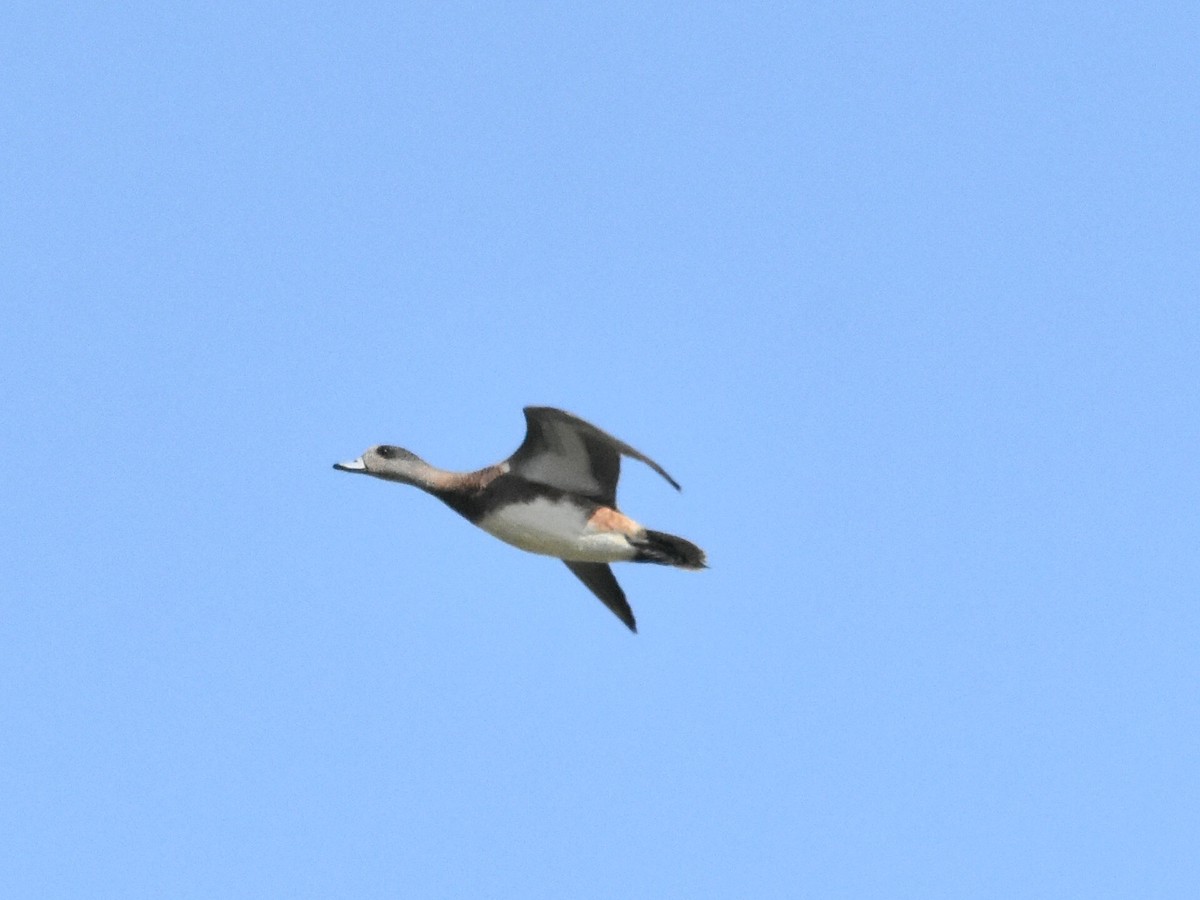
[632, 530, 707, 569]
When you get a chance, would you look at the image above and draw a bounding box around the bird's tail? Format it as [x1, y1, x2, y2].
[633, 530, 708, 570]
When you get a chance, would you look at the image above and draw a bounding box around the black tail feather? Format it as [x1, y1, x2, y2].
[633, 530, 707, 569]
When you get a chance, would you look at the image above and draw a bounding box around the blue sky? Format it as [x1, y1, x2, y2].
[4, 2, 1198, 896]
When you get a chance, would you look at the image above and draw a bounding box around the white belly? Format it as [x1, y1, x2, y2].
[477, 497, 638, 563]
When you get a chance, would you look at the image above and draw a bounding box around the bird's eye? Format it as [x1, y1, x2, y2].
[377, 446, 395, 459]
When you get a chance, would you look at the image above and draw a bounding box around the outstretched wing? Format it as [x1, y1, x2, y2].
[563, 561, 637, 633]
[507, 407, 680, 506]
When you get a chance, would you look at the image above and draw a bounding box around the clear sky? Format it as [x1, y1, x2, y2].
[4, 2, 1198, 897]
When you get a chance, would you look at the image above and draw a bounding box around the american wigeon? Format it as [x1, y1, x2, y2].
[334, 407, 706, 632]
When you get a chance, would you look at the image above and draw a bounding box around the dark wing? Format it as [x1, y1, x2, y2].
[507, 406, 680, 506]
[563, 561, 637, 633]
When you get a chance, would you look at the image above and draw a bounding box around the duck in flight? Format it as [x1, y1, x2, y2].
[334, 406, 706, 632]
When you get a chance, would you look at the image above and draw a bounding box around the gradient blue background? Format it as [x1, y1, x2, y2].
[4, 2, 1198, 897]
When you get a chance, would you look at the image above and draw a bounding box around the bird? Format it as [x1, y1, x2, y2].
[333, 406, 706, 632]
